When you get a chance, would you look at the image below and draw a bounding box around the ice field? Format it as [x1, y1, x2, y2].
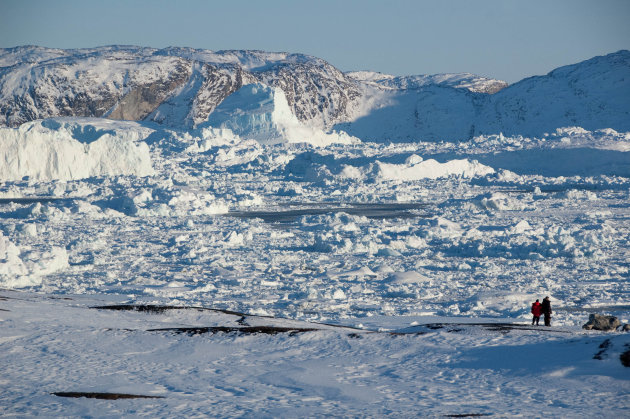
[1, 118, 629, 416]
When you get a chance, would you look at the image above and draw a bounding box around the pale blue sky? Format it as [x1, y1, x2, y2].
[1, 0, 628, 83]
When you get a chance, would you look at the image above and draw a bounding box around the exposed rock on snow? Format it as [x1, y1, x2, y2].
[0, 46, 363, 130]
[582, 314, 622, 331]
[347, 71, 508, 94]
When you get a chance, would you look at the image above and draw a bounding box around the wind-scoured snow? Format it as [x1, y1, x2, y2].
[2, 291, 629, 417]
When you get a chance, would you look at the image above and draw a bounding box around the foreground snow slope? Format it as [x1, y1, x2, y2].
[1, 291, 628, 417]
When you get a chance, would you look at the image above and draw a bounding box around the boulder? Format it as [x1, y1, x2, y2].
[621, 324, 630, 332]
[582, 314, 621, 331]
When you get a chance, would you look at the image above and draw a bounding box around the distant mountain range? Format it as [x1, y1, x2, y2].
[1, 46, 628, 141]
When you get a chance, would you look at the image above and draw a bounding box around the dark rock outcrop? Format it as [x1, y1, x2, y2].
[582, 314, 621, 331]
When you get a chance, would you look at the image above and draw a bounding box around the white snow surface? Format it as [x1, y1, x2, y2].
[1, 117, 629, 416]
[2, 291, 628, 417]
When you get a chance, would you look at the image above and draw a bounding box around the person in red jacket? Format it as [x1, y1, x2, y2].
[531, 299, 542, 325]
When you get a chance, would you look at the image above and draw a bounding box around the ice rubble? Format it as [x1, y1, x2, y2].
[0, 231, 68, 288]
[0, 119, 628, 326]
[204, 83, 358, 146]
[0, 119, 154, 181]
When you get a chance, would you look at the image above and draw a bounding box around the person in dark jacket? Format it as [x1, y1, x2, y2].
[541, 296, 552, 326]
[531, 299, 542, 325]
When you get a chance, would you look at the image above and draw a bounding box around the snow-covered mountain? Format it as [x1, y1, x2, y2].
[346, 71, 508, 94]
[0, 45, 363, 130]
[480, 50, 630, 137]
[0, 46, 628, 142]
[338, 50, 630, 142]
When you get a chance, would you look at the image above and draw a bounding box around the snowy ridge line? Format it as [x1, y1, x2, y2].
[89, 303, 575, 335]
[2, 47, 628, 143]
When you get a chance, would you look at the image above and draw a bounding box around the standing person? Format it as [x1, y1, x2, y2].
[531, 299, 542, 325]
[541, 296, 552, 326]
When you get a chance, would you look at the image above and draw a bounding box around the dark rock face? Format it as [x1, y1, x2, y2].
[148, 63, 252, 127]
[107, 61, 191, 121]
[253, 60, 362, 128]
[582, 314, 622, 331]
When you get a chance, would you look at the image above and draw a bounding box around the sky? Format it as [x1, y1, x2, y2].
[1, 0, 628, 83]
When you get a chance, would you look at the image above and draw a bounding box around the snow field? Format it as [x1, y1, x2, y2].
[1, 292, 629, 417]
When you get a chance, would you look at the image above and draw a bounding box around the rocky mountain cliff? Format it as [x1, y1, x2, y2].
[1, 46, 628, 142]
[0, 46, 367, 130]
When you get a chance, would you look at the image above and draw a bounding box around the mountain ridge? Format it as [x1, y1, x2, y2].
[1, 46, 628, 141]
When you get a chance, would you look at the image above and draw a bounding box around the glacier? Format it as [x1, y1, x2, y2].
[0, 118, 154, 181]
